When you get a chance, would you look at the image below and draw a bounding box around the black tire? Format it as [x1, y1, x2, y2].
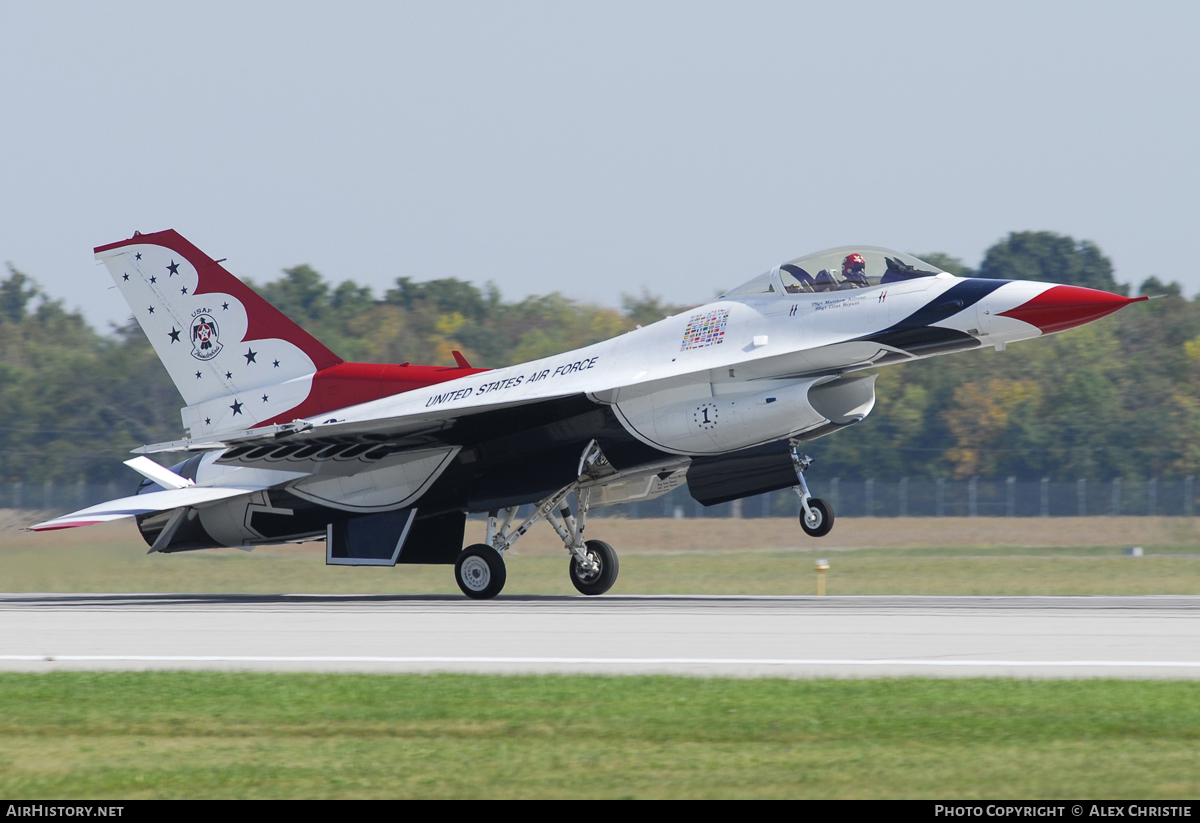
[799, 498, 835, 538]
[455, 543, 507, 599]
[569, 539, 619, 596]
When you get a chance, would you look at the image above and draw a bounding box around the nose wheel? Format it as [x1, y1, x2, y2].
[798, 498, 834, 537]
[791, 446, 836, 538]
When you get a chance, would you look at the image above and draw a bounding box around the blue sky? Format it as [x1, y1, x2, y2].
[2, 1, 1196, 329]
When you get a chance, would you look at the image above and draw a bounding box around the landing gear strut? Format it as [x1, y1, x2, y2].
[792, 446, 835, 537]
[455, 440, 620, 599]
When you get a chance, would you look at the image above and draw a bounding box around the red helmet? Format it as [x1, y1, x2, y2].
[842, 253, 866, 275]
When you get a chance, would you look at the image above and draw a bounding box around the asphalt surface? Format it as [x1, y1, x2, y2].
[2, 593, 1198, 678]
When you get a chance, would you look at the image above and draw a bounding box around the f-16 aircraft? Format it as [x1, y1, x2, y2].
[33, 231, 1145, 598]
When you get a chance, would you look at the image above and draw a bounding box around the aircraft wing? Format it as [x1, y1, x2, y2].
[29, 486, 259, 531]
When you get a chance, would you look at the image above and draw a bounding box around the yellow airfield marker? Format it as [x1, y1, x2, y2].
[815, 558, 829, 596]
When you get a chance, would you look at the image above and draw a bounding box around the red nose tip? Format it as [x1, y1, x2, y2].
[998, 285, 1146, 334]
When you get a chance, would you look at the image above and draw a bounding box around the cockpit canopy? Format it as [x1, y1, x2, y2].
[723, 247, 947, 299]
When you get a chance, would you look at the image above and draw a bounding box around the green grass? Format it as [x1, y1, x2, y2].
[609, 552, 1200, 595]
[0, 672, 1197, 798]
[2, 541, 1198, 596]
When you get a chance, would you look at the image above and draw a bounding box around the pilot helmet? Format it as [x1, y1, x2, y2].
[842, 253, 867, 277]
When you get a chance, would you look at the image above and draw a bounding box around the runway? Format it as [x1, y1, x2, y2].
[2, 593, 1199, 678]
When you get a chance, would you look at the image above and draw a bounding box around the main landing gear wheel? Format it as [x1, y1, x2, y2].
[799, 498, 835, 538]
[455, 544, 507, 600]
[569, 539, 619, 596]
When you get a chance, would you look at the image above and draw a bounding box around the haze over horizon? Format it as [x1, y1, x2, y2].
[2, 1, 1196, 331]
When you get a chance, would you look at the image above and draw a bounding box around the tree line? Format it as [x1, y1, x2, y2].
[1, 231, 1195, 486]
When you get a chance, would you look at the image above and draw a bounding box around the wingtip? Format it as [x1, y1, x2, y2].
[29, 518, 115, 532]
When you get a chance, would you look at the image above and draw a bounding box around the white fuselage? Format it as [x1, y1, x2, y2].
[294, 273, 1050, 458]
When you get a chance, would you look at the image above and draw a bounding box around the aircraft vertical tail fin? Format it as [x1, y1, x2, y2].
[96, 229, 344, 435]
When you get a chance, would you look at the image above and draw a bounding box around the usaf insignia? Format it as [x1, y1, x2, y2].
[190, 312, 223, 361]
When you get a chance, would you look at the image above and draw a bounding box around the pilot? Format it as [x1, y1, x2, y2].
[840, 253, 871, 288]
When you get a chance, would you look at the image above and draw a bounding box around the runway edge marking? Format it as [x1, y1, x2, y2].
[4, 655, 1200, 668]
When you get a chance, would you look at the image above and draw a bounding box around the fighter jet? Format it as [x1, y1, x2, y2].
[32, 231, 1145, 598]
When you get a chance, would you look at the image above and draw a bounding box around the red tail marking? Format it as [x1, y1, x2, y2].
[96, 231, 495, 426]
[257, 361, 491, 426]
[998, 285, 1147, 335]
[95, 230, 343, 371]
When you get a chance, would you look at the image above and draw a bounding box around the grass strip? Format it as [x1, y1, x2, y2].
[3, 543, 1198, 595]
[0, 672, 1197, 798]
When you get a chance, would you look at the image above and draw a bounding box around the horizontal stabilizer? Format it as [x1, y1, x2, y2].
[124, 456, 194, 490]
[29, 486, 256, 531]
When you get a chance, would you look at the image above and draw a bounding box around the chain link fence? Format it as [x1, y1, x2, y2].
[0, 481, 138, 514]
[4, 476, 1197, 520]
[592, 476, 1199, 519]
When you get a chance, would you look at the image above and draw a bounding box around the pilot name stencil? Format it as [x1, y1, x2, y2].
[812, 297, 861, 313]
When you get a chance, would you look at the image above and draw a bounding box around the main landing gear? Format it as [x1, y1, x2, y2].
[791, 446, 835, 538]
[454, 544, 507, 600]
[569, 539, 619, 596]
[453, 441, 620, 600]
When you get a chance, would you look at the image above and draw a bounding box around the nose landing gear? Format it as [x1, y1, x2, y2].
[792, 446, 835, 538]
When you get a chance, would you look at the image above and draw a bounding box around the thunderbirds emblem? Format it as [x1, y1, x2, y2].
[189, 313, 223, 361]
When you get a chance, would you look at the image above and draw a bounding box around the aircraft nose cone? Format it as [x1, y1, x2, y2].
[998, 284, 1146, 334]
